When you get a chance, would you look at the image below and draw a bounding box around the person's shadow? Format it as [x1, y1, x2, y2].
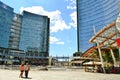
[21, 77, 32, 79]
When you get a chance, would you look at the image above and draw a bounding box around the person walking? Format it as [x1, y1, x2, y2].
[19, 63, 25, 78]
[25, 63, 30, 78]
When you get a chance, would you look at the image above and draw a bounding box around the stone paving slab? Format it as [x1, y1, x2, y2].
[0, 69, 120, 80]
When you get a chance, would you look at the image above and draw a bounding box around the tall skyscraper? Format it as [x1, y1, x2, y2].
[77, 0, 120, 52]
[19, 11, 50, 57]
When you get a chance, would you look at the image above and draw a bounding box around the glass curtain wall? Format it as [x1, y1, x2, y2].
[19, 11, 49, 57]
[77, 0, 120, 52]
[0, 1, 14, 48]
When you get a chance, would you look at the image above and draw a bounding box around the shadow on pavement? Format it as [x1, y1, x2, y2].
[21, 77, 32, 79]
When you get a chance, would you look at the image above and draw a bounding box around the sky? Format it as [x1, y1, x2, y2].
[1, 0, 77, 57]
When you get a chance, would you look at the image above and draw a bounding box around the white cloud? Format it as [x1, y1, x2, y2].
[20, 6, 48, 15]
[20, 6, 70, 33]
[67, 6, 76, 10]
[50, 36, 64, 45]
[66, 0, 76, 10]
[69, 11, 77, 29]
[66, 0, 77, 28]
[50, 20, 71, 32]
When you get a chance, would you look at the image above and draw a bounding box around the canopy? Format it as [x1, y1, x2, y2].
[82, 22, 117, 57]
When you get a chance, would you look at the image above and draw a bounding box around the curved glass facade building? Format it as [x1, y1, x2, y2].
[77, 0, 120, 52]
[0, 1, 14, 48]
[19, 11, 50, 57]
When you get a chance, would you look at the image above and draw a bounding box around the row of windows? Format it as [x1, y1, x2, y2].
[79, 20, 115, 35]
[78, 0, 99, 7]
[11, 25, 21, 31]
[12, 22, 22, 27]
[79, 11, 117, 25]
[10, 28, 21, 34]
[79, 0, 116, 11]
[78, 0, 118, 16]
[9, 37, 19, 41]
[9, 41, 19, 45]
[79, 4, 117, 19]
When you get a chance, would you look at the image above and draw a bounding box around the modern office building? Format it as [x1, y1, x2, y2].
[18, 11, 50, 65]
[19, 11, 50, 58]
[76, 0, 120, 53]
[0, 1, 14, 48]
[0, 1, 50, 65]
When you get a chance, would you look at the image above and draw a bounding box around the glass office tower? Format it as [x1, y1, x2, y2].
[19, 11, 50, 57]
[0, 1, 14, 48]
[77, 0, 120, 52]
[0, 1, 50, 65]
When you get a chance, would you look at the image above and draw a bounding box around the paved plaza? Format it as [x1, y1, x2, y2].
[0, 68, 120, 80]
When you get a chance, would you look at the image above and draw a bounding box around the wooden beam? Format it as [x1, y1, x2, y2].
[90, 22, 115, 42]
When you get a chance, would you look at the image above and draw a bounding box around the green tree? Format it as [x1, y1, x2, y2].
[73, 52, 83, 56]
[102, 50, 113, 63]
[113, 48, 119, 61]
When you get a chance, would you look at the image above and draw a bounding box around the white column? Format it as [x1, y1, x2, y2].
[93, 26, 106, 73]
[110, 49, 117, 66]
